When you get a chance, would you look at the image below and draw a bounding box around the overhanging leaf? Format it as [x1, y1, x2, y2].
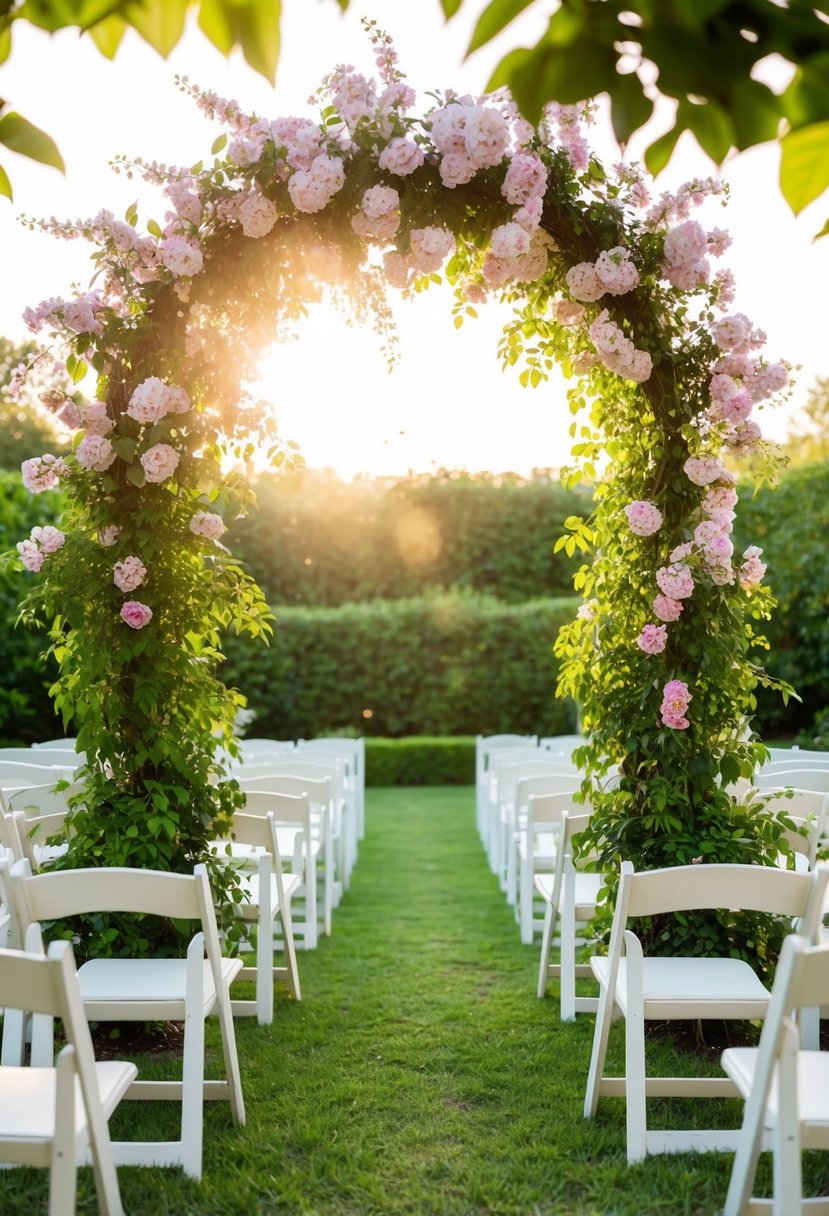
[198, 0, 280, 82]
[644, 119, 680, 177]
[609, 70, 653, 146]
[124, 0, 188, 56]
[0, 160, 12, 200]
[440, 0, 463, 16]
[466, 0, 537, 56]
[677, 96, 733, 165]
[780, 120, 829, 214]
[0, 111, 65, 172]
[509, 39, 616, 122]
[87, 12, 126, 56]
[731, 78, 783, 150]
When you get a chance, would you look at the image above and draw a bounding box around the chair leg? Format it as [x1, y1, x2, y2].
[584, 983, 614, 1119]
[560, 886, 576, 1022]
[537, 897, 556, 998]
[774, 1026, 802, 1216]
[278, 900, 302, 1001]
[305, 851, 318, 951]
[257, 913, 274, 1027]
[519, 853, 534, 945]
[180, 936, 207, 1179]
[49, 1048, 77, 1216]
[624, 987, 648, 1164]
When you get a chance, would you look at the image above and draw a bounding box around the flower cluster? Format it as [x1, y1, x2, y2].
[624, 500, 662, 537]
[660, 679, 692, 731]
[17, 525, 65, 573]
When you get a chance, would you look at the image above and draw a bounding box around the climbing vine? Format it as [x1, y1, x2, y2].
[9, 22, 797, 958]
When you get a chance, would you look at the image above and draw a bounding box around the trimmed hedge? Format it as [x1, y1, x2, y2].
[734, 461, 829, 732]
[365, 736, 475, 785]
[223, 592, 579, 740]
[228, 468, 589, 606]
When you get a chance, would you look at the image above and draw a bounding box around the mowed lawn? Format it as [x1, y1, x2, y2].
[3, 786, 828, 1215]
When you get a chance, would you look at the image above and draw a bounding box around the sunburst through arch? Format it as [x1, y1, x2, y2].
[12, 19, 796, 962]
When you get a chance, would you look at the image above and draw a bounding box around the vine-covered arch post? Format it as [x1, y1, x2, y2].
[12, 23, 796, 957]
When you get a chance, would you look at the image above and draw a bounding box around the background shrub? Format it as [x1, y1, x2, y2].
[223, 592, 579, 739]
[365, 737, 475, 785]
[0, 470, 63, 743]
[228, 468, 588, 606]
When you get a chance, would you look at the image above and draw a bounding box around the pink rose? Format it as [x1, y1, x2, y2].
[660, 678, 692, 730]
[637, 624, 667, 655]
[120, 600, 153, 629]
[21, 454, 62, 493]
[140, 443, 180, 484]
[566, 262, 603, 303]
[653, 594, 683, 622]
[99, 525, 120, 547]
[189, 511, 225, 541]
[624, 500, 663, 537]
[76, 434, 116, 473]
[378, 136, 424, 177]
[656, 563, 694, 600]
[684, 456, 724, 486]
[113, 555, 147, 593]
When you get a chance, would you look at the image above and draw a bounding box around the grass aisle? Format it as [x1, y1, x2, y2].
[5, 786, 823, 1214]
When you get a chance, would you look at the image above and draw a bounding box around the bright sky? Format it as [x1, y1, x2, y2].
[1, 3, 827, 478]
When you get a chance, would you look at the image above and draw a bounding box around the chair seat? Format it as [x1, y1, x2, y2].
[518, 830, 558, 863]
[79, 956, 242, 1013]
[0, 1060, 137, 1144]
[238, 869, 301, 914]
[591, 955, 770, 1018]
[722, 1047, 829, 1133]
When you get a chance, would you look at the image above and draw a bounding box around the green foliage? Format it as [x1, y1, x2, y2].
[223, 593, 579, 740]
[734, 460, 829, 732]
[0, 469, 63, 742]
[0, 0, 281, 197]
[228, 468, 587, 607]
[781, 377, 829, 468]
[365, 736, 475, 785]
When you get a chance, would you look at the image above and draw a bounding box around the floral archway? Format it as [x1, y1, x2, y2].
[14, 23, 795, 957]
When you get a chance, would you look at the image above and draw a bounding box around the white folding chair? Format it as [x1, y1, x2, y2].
[475, 734, 538, 844]
[6, 860, 245, 1179]
[216, 810, 301, 1023]
[515, 789, 584, 944]
[754, 769, 829, 795]
[491, 758, 576, 894]
[507, 774, 581, 912]
[536, 809, 603, 1020]
[238, 772, 335, 936]
[241, 789, 321, 949]
[722, 934, 829, 1216]
[298, 737, 366, 842]
[583, 860, 829, 1163]
[0, 940, 137, 1216]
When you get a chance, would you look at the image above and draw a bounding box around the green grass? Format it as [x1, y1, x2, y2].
[3, 786, 829, 1214]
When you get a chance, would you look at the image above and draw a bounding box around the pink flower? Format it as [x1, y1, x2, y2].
[684, 456, 724, 486]
[361, 185, 399, 218]
[17, 539, 44, 571]
[501, 151, 547, 205]
[577, 601, 597, 621]
[378, 136, 424, 176]
[83, 401, 115, 435]
[740, 545, 767, 588]
[287, 153, 345, 214]
[589, 310, 653, 383]
[383, 251, 413, 290]
[624, 500, 663, 537]
[76, 434, 116, 472]
[113, 555, 147, 593]
[31, 525, 65, 554]
[656, 563, 694, 600]
[120, 600, 153, 630]
[409, 227, 455, 274]
[159, 236, 203, 277]
[653, 594, 683, 622]
[189, 511, 225, 541]
[637, 624, 667, 655]
[566, 262, 603, 302]
[438, 151, 476, 188]
[662, 220, 709, 290]
[670, 542, 693, 563]
[140, 443, 180, 484]
[128, 377, 174, 424]
[490, 222, 530, 260]
[660, 679, 692, 730]
[21, 454, 61, 493]
[352, 209, 400, 242]
[56, 399, 82, 429]
[99, 525, 120, 547]
[238, 192, 278, 239]
[594, 247, 639, 296]
[553, 299, 585, 326]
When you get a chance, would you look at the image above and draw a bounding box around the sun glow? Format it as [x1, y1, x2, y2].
[249, 285, 577, 481]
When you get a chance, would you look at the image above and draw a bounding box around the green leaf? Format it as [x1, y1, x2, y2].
[124, 0, 188, 57]
[0, 24, 11, 65]
[198, 0, 280, 83]
[87, 13, 126, 57]
[782, 55, 829, 132]
[146, 217, 163, 238]
[677, 97, 733, 165]
[509, 39, 616, 122]
[610, 71, 654, 146]
[644, 119, 681, 177]
[126, 465, 146, 487]
[111, 436, 136, 462]
[731, 78, 783, 151]
[440, 0, 462, 16]
[812, 214, 829, 241]
[466, 0, 536, 56]
[780, 121, 829, 214]
[0, 160, 12, 201]
[0, 112, 65, 172]
[211, 132, 227, 155]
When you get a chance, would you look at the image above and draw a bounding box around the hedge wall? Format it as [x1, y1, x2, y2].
[228, 468, 588, 607]
[223, 592, 579, 740]
[0, 470, 63, 743]
[734, 461, 829, 731]
[365, 736, 475, 785]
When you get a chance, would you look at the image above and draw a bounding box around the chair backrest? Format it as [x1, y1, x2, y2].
[236, 770, 335, 811]
[226, 810, 290, 908]
[539, 734, 586, 759]
[0, 761, 64, 794]
[516, 774, 582, 814]
[7, 782, 82, 817]
[0, 749, 84, 768]
[298, 737, 363, 773]
[7, 861, 227, 995]
[232, 740, 296, 766]
[494, 760, 578, 810]
[614, 860, 829, 938]
[242, 789, 311, 829]
[10, 808, 69, 871]
[527, 790, 588, 832]
[31, 738, 78, 750]
[754, 768, 829, 794]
